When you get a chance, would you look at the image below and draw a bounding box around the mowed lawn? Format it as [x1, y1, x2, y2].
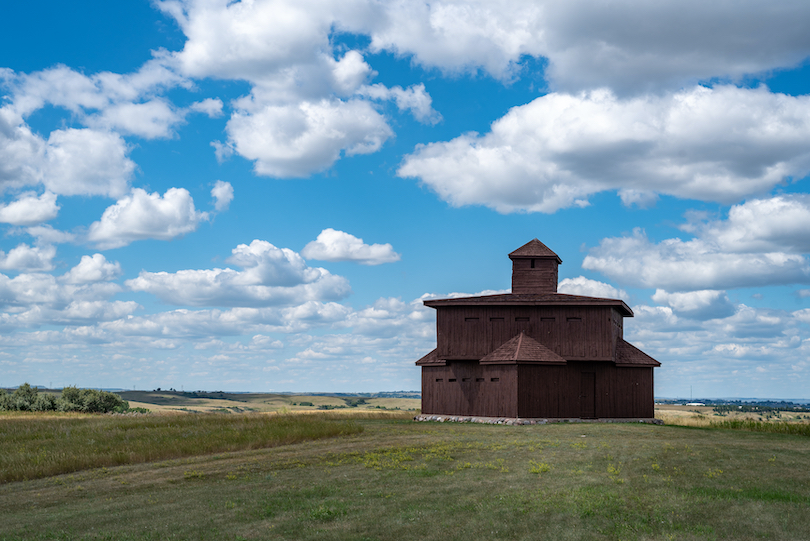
[2, 414, 809, 541]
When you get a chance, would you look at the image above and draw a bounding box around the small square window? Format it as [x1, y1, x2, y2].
[490, 377, 500, 382]
[448, 378, 457, 382]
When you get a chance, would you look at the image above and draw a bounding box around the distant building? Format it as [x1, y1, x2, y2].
[416, 239, 660, 419]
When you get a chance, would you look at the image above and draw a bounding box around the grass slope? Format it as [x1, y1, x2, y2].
[2, 415, 809, 541]
[116, 390, 420, 414]
[0, 413, 363, 483]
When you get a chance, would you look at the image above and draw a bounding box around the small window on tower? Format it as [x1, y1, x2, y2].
[531, 258, 535, 268]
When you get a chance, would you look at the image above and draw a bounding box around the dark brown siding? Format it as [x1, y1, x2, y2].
[512, 258, 558, 294]
[517, 363, 654, 418]
[436, 306, 615, 361]
[611, 308, 623, 354]
[421, 363, 517, 417]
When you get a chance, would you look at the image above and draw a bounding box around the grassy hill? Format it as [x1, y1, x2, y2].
[2, 409, 809, 540]
[117, 390, 420, 414]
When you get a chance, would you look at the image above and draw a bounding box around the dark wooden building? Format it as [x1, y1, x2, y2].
[416, 239, 659, 419]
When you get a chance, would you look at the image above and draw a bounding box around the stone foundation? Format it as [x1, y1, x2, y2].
[413, 414, 663, 425]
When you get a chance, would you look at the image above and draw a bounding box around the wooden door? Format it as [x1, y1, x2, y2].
[580, 372, 595, 418]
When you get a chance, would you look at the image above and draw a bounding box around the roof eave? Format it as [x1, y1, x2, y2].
[424, 296, 633, 317]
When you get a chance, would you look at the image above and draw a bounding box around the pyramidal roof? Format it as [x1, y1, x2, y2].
[415, 348, 445, 366]
[614, 339, 661, 367]
[508, 239, 562, 263]
[480, 332, 567, 365]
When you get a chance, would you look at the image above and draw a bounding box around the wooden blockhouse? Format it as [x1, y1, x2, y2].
[416, 239, 660, 419]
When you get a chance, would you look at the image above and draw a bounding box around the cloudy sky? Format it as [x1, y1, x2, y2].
[3, 0, 810, 398]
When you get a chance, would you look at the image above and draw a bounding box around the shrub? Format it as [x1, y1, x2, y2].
[32, 393, 58, 412]
[0, 389, 11, 410]
[57, 386, 129, 413]
[11, 383, 39, 411]
[0, 383, 129, 413]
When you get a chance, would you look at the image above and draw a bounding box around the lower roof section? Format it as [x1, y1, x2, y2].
[615, 339, 661, 367]
[415, 348, 446, 366]
[416, 337, 660, 368]
[479, 332, 567, 365]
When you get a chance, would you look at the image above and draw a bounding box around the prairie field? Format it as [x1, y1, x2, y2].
[115, 390, 421, 414]
[2, 405, 809, 541]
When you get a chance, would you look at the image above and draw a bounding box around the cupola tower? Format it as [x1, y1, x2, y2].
[508, 238, 562, 294]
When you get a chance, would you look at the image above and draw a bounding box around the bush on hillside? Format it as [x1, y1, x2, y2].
[0, 384, 130, 413]
[58, 386, 129, 413]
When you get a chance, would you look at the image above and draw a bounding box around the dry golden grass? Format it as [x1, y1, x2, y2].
[115, 391, 420, 414]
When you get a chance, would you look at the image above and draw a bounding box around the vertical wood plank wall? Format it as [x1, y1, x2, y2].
[422, 363, 654, 418]
[436, 306, 617, 361]
[511, 258, 558, 294]
[421, 364, 517, 417]
[517, 363, 654, 418]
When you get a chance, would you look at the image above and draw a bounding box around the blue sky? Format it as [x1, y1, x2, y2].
[3, 0, 810, 398]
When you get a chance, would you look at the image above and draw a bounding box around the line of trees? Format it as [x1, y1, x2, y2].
[713, 404, 810, 415]
[0, 383, 131, 413]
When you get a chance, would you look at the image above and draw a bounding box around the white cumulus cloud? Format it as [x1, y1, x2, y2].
[302, 228, 401, 265]
[210, 180, 233, 211]
[226, 97, 392, 177]
[87, 188, 209, 249]
[558, 276, 627, 299]
[0, 191, 59, 225]
[125, 239, 351, 307]
[357, 83, 441, 124]
[684, 195, 810, 254]
[61, 254, 122, 284]
[583, 227, 810, 292]
[84, 99, 183, 139]
[399, 86, 810, 213]
[0, 244, 56, 271]
[43, 128, 135, 197]
[650, 289, 736, 321]
[188, 98, 223, 117]
[0, 107, 135, 198]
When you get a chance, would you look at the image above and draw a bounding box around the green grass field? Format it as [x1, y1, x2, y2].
[2, 411, 809, 541]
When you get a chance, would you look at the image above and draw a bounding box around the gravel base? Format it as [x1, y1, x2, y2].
[413, 414, 663, 425]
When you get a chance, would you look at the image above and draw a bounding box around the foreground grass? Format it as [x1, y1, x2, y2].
[0, 412, 362, 483]
[2, 415, 809, 541]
